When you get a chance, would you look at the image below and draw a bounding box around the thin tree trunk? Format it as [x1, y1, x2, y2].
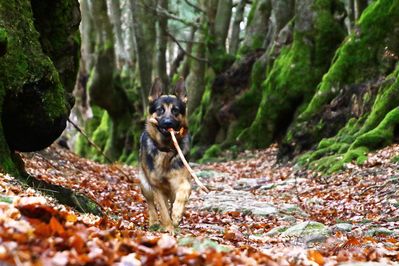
[87, 0, 133, 160]
[240, 0, 272, 53]
[348, 0, 355, 31]
[108, 0, 125, 68]
[355, 0, 368, 20]
[186, 2, 207, 115]
[130, 0, 156, 110]
[214, 0, 233, 51]
[157, 0, 169, 88]
[180, 25, 197, 78]
[229, 0, 246, 54]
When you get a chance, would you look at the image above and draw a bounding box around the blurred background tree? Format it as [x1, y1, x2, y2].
[67, 0, 399, 173]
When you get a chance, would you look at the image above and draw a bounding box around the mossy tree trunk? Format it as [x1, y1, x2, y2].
[190, 0, 296, 157]
[0, 0, 101, 215]
[228, 0, 245, 55]
[284, 0, 399, 173]
[156, 0, 169, 88]
[83, 0, 134, 162]
[239, 0, 346, 149]
[186, 0, 208, 115]
[131, 0, 156, 110]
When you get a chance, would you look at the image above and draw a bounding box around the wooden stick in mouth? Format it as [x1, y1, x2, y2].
[168, 128, 210, 193]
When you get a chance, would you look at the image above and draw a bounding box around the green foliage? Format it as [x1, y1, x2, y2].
[200, 144, 222, 163]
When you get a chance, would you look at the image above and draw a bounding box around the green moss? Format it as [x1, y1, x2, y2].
[298, 63, 399, 174]
[200, 144, 222, 163]
[241, 0, 346, 149]
[223, 58, 266, 145]
[31, 0, 81, 93]
[0, 27, 6, 56]
[245, 0, 258, 27]
[75, 107, 104, 157]
[299, 0, 399, 122]
[91, 112, 111, 163]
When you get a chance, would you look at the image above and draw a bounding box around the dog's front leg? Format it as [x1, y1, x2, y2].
[170, 175, 191, 226]
[154, 189, 174, 232]
[139, 173, 159, 227]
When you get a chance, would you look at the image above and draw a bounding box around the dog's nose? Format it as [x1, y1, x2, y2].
[160, 118, 176, 129]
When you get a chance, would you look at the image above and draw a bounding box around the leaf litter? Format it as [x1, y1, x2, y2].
[0, 143, 395, 265]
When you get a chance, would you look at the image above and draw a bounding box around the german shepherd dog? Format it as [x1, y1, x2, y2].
[139, 78, 191, 233]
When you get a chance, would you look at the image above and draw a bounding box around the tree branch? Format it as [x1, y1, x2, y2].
[183, 0, 205, 13]
[166, 31, 208, 63]
[138, 2, 200, 29]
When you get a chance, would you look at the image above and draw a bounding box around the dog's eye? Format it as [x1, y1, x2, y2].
[156, 107, 165, 115]
[171, 107, 180, 116]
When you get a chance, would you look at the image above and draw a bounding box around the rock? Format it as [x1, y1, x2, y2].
[260, 184, 277, 190]
[280, 204, 308, 217]
[281, 221, 330, 238]
[195, 170, 226, 179]
[251, 206, 278, 216]
[332, 223, 353, 232]
[260, 178, 308, 192]
[195, 223, 224, 232]
[281, 215, 297, 224]
[367, 227, 394, 236]
[266, 226, 288, 237]
[234, 178, 269, 190]
[201, 189, 278, 216]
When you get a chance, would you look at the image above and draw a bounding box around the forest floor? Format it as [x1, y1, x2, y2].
[0, 144, 399, 265]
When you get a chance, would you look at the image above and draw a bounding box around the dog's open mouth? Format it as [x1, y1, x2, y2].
[158, 126, 180, 136]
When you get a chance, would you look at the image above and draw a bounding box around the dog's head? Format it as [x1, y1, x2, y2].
[147, 78, 188, 137]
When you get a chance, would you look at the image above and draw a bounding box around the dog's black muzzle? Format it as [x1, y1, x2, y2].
[158, 117, 180, 135]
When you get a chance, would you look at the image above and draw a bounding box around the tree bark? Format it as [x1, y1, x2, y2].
[0, 0, 102, 215]
[229, 0, 246, 54]
[214, 0, 233, 51]
[108, 0, 125, 68]
[240, 0, 272, 54]
[130, 0, 157, 109]
[239, 0, 346, 149]
[283, 0, 399, 172]
[85, 0, 133, 161]
[354, 0, 368, 20]
[157, 0, 169, 88]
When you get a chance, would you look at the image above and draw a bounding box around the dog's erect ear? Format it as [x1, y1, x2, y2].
[173, 77, 187, 103]
[149, 77, 164, 103]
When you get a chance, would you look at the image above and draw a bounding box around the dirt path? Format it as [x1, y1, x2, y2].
[0, 144, 398, 264]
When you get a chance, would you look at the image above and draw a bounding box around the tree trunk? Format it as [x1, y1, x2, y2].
[186, 0, 208, 115]
[283, 0, 399, 173]
[108, 0, 125, 68]
[229, 0, 246, 54]
[0, 0, 101, 215]
[190, 0, 295, 155]
[131, 0, 156, 109]
[85, 0, 133, 161]
[239, 0, 347, 149]
[214, 0, 233, 51]
[354, 0, 368, 20]
[156, 0, 169, 88]
[240, 0, 272, 54]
